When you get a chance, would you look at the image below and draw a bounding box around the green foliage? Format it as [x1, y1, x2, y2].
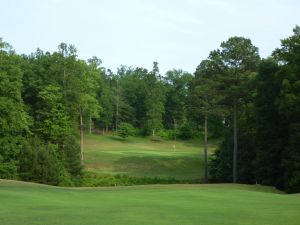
[177, 122, 198, 140]
[209, 26, 300, 192]
[0, 162, 18, 179]
[35, 85, 70, 142]
[253, 59, 284, 187]
[190, 59, 225, 138]
[209, 135, 233, 183]
[0, 40, 29, 179]
[209, 103, 257, 183]
[19, 136, 82, 186]
[164, 69, 193, 130]
[117, 122, 136, 139]
[58, 172, 75, 187]
[81, 172, 197, 187]
[1, 25, 300, 193]
[0, 137, 24, 179]
[145, 62, 165, 135]
[19, 138, 37, 181]
[112, 66, 146, 127]
[273, 26, 300, 192]
[63, 135, 83, 181]
[34, 143, 63, 185]
[19, 138, 63, 185]
[164, 129, 179, 140]
[96, 71, 114, 129]
[18, 43, 96, 185]
[156, 129, 169, 139]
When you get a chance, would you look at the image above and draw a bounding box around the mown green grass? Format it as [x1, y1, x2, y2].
[1, 180, 299, 225]
[84, 134, 217, 179]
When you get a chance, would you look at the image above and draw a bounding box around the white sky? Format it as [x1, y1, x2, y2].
[1, 0, 299, 74]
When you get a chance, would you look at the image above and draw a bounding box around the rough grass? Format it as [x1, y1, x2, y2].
[83, 134, 217, 180]
[1, 180, 299, 225]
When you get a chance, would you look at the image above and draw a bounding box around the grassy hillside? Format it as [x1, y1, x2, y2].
[84, 134, 217, 180]
[1, 180, 299, 225]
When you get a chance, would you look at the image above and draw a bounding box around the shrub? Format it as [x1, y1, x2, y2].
[0, 162, 18, 179]
[165, 129, 180, 140]
[156, 129, 169, 139]
[117, 122, 136, 139]
[0, 137, 22, 179]
[34, 142, 64, 185]
[81, 172, 200, 187]
[19, 138, 37, 181]
[178, 123, 195, 139]
[59, 171, 75, 187]
[19, 138, 64, 185]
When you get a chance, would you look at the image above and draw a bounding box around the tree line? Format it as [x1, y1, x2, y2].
[205, 26, 300, 193]
[0, 26, 299, 192]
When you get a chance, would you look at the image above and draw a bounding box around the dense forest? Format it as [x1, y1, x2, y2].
[0, 26, 299, 192]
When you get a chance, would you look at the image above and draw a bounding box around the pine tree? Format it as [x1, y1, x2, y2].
[192, 59, 224, 182]
[215, 37, 260, 183]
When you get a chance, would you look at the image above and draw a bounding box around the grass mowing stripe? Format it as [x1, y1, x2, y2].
[0, 181, 299, 225]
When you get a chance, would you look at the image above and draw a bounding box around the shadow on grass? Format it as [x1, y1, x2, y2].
[106, 135, 144, 143]
[106, 135, 127, 142]
[179, 138, 219, 149]
[113, 155, 202, 179]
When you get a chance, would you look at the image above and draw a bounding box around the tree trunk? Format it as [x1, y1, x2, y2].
[152, 128, 155, 137]
[204, 111, 208, 183]
[80, 108, 84, 163]
[233, 98, 238, 183]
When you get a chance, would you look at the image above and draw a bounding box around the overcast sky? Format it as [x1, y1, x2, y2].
[1, 0, 299, 74]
